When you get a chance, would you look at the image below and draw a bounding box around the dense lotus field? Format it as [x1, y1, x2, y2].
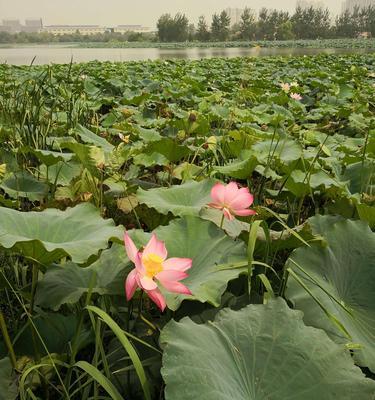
[0, 54, 374, 399]
[77, 38, 375, 49]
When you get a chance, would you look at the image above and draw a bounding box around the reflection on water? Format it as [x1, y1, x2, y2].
[0, 45, 373, 65]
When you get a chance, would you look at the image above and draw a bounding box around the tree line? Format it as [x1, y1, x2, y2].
[1, 5, 374, 44]
[157, 6, 375, 42]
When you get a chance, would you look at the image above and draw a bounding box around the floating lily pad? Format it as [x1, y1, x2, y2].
[36, 244, 128, 310]
[0, 203, 123, 264]
[161, 298, 375, 400]
[286, 216, 375, 372]
[137, 180, 215, 217]
[75, 124, 114, 153]
[0, 172, 48, 201]
[21, 147, 74, 167]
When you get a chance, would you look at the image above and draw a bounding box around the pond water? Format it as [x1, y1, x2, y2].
[0, 45, 373, 65]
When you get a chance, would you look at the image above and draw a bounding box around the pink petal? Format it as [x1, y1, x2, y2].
[143, 234, 167, 260]
[224, 182, 240, 203]
[139, 276, 158, 291]
[162, 257, 192, 272]
[230, 192, 254, 209]
[125, 269, 138, 300]
[160, 280, 192, 295]
[207, 202, 223, 210]
[134, 252, 144, 272]
[210, 183, 226, 204]
[233, 209, 257, 216]
[156, 270, 188, 283]
[124, 232, 138, 263]
[146, 288, 166, 311]
[223, 207, 234, 220]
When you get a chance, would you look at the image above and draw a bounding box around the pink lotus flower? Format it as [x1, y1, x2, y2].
[290, 93, 302, 101]
[124, 232, 192, 311]
[208, 182, 256, 221]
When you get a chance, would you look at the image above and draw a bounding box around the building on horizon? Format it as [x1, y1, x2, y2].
[24, 19, 43, 33]
[113, 25, 152, 34]
[42, 24, 152, 36]
[1, 19, 22, 33]
[342, 0, 375, 11]
[296, 0, 325, 9]
[225, 8, 244, 26]
[0, 20, 153, 35]
[0, 19, 42, 33]
[42, 25, 106, 35]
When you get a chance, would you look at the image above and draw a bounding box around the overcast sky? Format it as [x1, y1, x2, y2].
[0, 0, 343, 27]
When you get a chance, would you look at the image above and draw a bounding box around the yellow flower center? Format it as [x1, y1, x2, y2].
[143, 253, 163, 278]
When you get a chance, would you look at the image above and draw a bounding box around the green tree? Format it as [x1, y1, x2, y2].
[157, 14, 174, 42]
[219, 10, 231, 41]
[211, 13, 222, 41]
[211, 10, 231, 41]
[256, 8, 290, 40]
[256, 8, 271, 40]
[239, 7, 256, 40]
[277, 21, 295, 40]
[196, 15, 210, 41]
[291, 6, 310, 39]
[313, 7, 332, 38]
[335, 9, 355, 37]
[292, 6, 332, 39]
[173, 13, 189, 42]
[156, 13, 189, 42]
[188, 24, 196, 41]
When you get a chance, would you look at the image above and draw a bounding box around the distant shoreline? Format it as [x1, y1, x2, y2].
[1, 38, 375, 50]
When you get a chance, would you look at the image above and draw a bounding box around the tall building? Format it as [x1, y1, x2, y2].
[1, 19, 22, 33]
[0, 19, 43, 33]
[296, 0, 325, 9]
[225, 8, 244, 26]
[342, 0, 375, 11]
[24, 19, 43, 33]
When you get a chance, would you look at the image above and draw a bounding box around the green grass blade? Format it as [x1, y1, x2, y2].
[86, 306, 152, 400]
[74, 361, 124, 400]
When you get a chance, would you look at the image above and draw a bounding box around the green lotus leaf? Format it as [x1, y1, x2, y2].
[214, 153, 257, 179]
[60, 142, 105, 178]
[0, 358, 17, 400]
[160, 298, 375, 400]
[137, 179, 215, 217]
[133, 152, 169, 167]
[136, 127, 162, 142]
[146, 138, 190, 163]
[286, 170, 344, 197]
[356, 202, 375, 229]
[173, 163, 203, 181]
[252, 137, 302, 163]
[199, 207, 249, 238]
[286, 216, 375, 372]
[343, 161, 375, 195]
[75, 124, 114, 153]
[20, 147, 74, 167]
[0, 171, 49, 201]
[129, 217, 248, 311]
[14, 314, 82, 357]
[39, 160, 82, 186]
[0, 203, 123, 264]
[36, 244, 129, 310]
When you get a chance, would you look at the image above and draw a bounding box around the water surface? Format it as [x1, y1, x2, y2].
[0, 45, 373, 65]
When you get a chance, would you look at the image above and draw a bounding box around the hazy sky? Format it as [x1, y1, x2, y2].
[0, 0, 343, 27]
